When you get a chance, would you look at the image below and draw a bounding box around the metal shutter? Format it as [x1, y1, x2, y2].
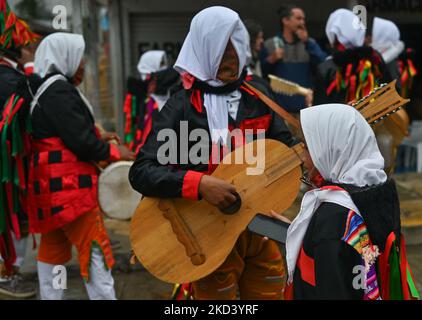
[127, 13, 192, 75]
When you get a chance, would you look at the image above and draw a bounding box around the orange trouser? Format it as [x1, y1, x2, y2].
[192, 230, 286, 300]
[37, 207, 115, 281]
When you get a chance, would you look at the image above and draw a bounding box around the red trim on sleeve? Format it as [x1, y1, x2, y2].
[109, 143, 121, 162]
[297, 246, 316, 287]
[182, 170, 204, 200]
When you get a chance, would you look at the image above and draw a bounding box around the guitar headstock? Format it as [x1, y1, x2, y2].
[269, 75, 311, 97]
[351, 80, 410, 126]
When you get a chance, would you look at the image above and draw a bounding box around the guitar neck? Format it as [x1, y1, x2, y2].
[291, 142, 306, 164]
[296, 87, 311, 97]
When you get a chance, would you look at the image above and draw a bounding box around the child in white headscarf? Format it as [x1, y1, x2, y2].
[28, 32, 134, 300]
[124, 50, 179, 152]
[130, 6, 296, 300]
[372, 17, 404, 66]
[272, 104, 418, 300]
[315, 9, 390, 105]
[371, 18, 410, 174]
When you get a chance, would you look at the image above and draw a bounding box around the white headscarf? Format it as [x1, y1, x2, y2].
[326, 9, 365, 49]
[372, 17, 404, 64]
[285, 104, 387, 283]
[137, 50, 167, 81]
[174, 6, 251, 145]
[34, 32, 85, 78]
[137, 50, 170, 111]
[31, 33, 94, 115]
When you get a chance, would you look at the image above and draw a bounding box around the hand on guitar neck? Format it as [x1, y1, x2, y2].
[199, 175, 238, 210]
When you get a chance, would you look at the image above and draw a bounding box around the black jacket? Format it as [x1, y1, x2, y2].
[293, 202, 364, 300]
[29, 74, 112, 162]
[129, 77, 296, 199]
[314, 46, 391, 104]
[293, 180, 401, 299]
[0, 65, 25, 112]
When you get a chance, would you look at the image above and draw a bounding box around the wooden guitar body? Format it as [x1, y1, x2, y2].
[130, 80, 409, 284]
[130, 139, 302, 284]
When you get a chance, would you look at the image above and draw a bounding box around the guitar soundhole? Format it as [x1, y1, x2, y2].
[220, 192, 242, 215]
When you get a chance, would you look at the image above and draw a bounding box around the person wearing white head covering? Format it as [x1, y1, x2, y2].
[371, 17, 405, 95]
[174, 6, 251, 145]
[34, 33, 85, 78]
[130, 6, 296, 300]
[137, 50, 168, 81]
[314, 9, 390, 105]
[28, 32, 134, 300]
[372, 17, 404, 65]
[326, 9, 365, 50]
[270, 104, 418, 300]
[124, 50, 179, 153]
[284, 104, 384, 299]
[370, 18, 408, 175]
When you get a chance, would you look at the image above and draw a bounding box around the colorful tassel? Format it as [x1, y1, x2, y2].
[0, 0, 39, 50]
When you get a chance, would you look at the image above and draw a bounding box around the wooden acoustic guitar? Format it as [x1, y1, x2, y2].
[130, 80, 409, 284]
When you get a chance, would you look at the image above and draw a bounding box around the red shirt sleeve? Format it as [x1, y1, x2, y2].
[182, 170, 204, 200]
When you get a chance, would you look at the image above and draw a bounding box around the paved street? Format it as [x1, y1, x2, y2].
[0, 223, 420, 300]
[1, 174, 421, 300]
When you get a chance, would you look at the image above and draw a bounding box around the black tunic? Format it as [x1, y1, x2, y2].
[129, 77, 297, 199]
[314, 46, 391, 104]
[293, 202, 364, 300]
[293, 180, 401, 300]
[29, 74, 112, 162]
[0, 65, 24, 112]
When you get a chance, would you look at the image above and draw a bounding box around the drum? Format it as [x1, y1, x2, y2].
[98, 161, 142, 220]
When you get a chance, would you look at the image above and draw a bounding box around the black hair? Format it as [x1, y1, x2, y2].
[277, 4, 300, 22]
[0, 46, 22, 61]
